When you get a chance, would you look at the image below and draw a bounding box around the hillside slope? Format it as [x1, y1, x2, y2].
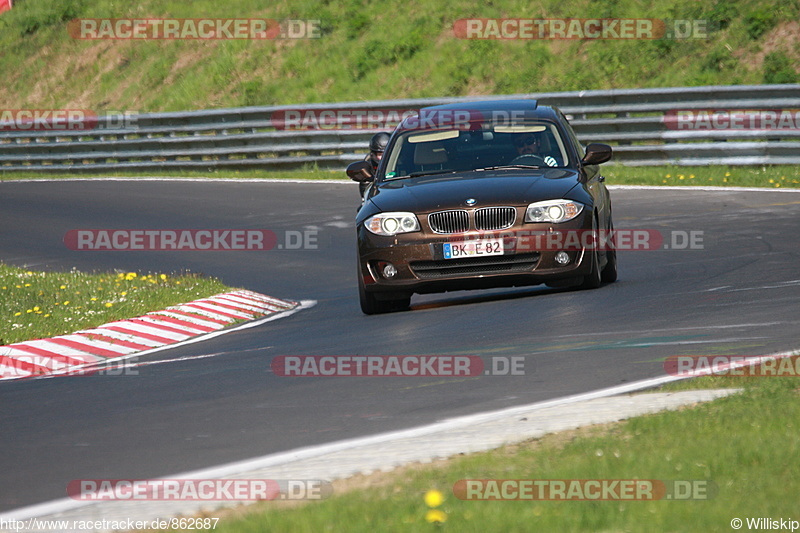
[0, 0, 797, 113]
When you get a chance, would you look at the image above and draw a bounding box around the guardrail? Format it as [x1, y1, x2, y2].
[1, 84, 799, 172]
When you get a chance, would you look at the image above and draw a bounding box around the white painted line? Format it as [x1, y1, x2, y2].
[608, 184, 800, 193]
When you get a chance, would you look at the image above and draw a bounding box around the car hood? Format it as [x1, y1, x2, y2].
[366, 169, 582, 215]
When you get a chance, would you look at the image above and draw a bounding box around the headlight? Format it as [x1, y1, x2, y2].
[525, 200, 584, 223]
[365, 212, 420, 236]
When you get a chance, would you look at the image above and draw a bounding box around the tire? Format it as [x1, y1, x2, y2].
[578, 248, 602, 289]
[601, 217, 618, 283]
[601, 248, 617, 283]
[358, 272, 410, 314]
[578, 215, 602, 290]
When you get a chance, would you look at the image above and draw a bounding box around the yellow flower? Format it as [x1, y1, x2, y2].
[63, 301, 70, 305]
[121, 291, 127, 296]
[160, 274, 168, 281]
[26, 271, 33, 275]
[105, 302, 113, 307]
[90, 297, 97, 301]
[33, 306, 40, 312]
[44, 314, 50, 317]
[24, 283, 31, 287]
[60, 285, 66, 289]
[14, 312, 21, 316]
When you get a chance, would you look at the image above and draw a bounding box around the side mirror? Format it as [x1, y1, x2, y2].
[581, 143, 612, 166]
[346, 161, 374, 183]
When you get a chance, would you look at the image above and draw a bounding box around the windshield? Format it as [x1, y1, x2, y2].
[382, 120, 570, 180]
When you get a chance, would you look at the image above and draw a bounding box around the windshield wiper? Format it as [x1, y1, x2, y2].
[406, 169, 460, 178]
[473, 164, 542, 171]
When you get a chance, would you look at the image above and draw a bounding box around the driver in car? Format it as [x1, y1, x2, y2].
[512, 133, 558, 167]
[514, 133, 542, 156]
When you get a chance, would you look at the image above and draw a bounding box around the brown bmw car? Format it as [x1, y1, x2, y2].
[348, 100, 616, 314]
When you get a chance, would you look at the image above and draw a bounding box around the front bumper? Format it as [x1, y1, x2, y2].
[358, 216, 595, 295]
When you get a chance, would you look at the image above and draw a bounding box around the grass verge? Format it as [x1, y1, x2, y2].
[0, 262, 234, 345]
[197, 374, 799, 533]
[2, 165, 800, 189]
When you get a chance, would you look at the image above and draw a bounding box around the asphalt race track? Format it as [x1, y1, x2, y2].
[1, 179, 799, 512]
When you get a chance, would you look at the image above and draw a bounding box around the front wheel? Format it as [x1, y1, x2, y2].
[601, 217, 618, 283]
[578, 248, 602, 289]
[358, 273, 410, 315]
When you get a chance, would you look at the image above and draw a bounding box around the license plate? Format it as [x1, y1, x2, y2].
[443, 238, 504, 259]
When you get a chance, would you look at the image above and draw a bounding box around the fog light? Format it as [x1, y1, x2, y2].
[381, 262, 398, 278]
[555, 251, 570, 265]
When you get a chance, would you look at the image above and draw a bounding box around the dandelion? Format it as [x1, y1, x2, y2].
[60, 285, 66, 289]
[14, 312, 21, 316]
[120, 291, 127, 296]
[160, 274, 168, 281]
[63, 301, 70, 305]
[33, 306, 40, 312]
[105, 302, 113, 307]
[24, 283, 31, 287]
[90, 297, 97, 301]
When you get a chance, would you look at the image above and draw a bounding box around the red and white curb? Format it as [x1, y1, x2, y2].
[0, 290, 308, 380]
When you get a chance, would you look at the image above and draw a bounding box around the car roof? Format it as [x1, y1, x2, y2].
[399, 99, 561, 131]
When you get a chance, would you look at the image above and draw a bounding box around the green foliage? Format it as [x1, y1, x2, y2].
[6, 0, 86, 36]
[703, 0, 739, 30]
[763, 51, 798, 84]
[744, 8, 777, 40]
